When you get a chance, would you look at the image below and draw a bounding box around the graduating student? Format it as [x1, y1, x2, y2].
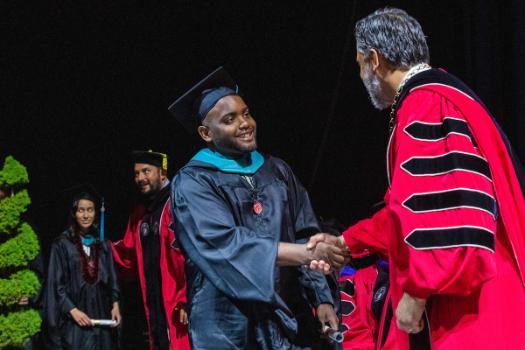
[43, 188, 120, 350]
[308, 7, 525, 350]
[169, 67, 344, 349]
[112, 151, 189, 350]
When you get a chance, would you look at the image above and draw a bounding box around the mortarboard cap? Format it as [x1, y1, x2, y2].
[168, 66, 239, 133]
[131, 150, 168, 171]
[60, 183, 101, 210]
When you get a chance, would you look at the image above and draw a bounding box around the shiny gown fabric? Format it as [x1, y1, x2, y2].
[43, 231, 119, 350]
[172, 155, 333, 350]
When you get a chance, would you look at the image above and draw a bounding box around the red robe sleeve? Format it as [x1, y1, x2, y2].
[343, 202, 391, 259]
[388, 89, 497, 299]
[165, 215, 187, 306]
[111, 211, 140, 281]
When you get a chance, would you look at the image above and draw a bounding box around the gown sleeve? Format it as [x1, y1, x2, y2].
[111, 216, 138, 281]
[388, 89, 497, 299]
[104, 241, 120, 304]
[171, 170, 279, 304]
[280, 160, 334, 307]
[165, 208, 187, 306]
[342, 202, 392, 259]
[44, 240, 76, 328]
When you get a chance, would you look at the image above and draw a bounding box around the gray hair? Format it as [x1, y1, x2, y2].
[355, 7, 430, 69]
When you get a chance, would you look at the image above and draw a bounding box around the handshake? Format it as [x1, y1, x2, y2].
[306, 233, 351, 274]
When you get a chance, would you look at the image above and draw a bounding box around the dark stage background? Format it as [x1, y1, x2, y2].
[4, 0, 525, 348]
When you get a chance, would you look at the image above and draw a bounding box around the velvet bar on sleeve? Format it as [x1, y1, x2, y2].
[343, 68, 525, 349]
[389, 89, 498, 299]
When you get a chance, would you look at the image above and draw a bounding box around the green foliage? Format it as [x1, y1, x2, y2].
[0, 309, 41, 348]
[0, 156, 41, 348]
[0, 270, 40, 308]
[0, 157, 29, 188]
[0, 191, 30, 235]
[0, 224, 39, 271]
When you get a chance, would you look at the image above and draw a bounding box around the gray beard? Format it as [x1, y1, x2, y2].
[362, 64, 391, 110]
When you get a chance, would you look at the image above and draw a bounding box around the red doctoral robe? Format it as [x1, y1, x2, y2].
[340, 264, 397, 350]
[339, 268, 374, 350]
[343, 69, 525, 349]
[112, 199, 190, 350]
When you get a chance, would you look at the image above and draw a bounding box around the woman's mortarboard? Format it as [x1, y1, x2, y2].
[63, 183, 101, 208]
[168, 67, 239, 133]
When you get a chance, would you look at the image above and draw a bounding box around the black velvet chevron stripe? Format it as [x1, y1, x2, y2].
[340, 300, 355, 316]
[339, 280, 355, 296]
[405, 118, 473, 141]
[405, 226, 495, 251]
[403, 189, 497, 216]
[402, 152, 491, 179]
[339, 323, 349, 334]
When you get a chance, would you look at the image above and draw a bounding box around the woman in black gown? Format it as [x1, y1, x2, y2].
[43, 191, 121, 349]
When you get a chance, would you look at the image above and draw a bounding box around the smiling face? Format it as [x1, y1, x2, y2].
[134, 163, 165, 196]
[198, 95, 257, 157]
[74, 199, 96, 232]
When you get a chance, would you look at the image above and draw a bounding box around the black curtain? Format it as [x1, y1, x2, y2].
[4, 1, 525, 348]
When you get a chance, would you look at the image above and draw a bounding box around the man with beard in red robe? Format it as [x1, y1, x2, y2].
[112, 150, 189, 350]
[309, 7, 525, 350]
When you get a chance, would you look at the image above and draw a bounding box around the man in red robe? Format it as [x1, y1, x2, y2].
[112, 150, 189, 350]
[309, 7, 525, 349]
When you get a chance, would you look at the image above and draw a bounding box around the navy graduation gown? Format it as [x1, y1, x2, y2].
[43, 231, 120, 350]
[171, 155, 333, 350]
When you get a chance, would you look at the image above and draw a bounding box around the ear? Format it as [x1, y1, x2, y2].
[197, 125, 212, 143]
[368, 48, 380, 71]
[159, 168, 168, 182]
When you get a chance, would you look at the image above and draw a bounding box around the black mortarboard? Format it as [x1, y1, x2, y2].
[168, 66, 239, 133]
[131, 150, 168, 171]
[61, 183, 101, 210]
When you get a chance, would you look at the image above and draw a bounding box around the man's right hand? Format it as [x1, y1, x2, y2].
[70, 308, 92, 327]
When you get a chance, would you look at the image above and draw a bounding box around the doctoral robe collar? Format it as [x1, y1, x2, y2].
[394, 68, 481, 115]
[191, 148, 264, 174]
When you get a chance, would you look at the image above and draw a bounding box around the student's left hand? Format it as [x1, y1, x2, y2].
[111, 302, 122, 327]
[316, 303, 338, 331]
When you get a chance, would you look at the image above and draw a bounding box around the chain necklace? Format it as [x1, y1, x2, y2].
[388, 63, 431, 133]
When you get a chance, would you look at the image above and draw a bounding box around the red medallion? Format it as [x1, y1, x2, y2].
[253, 201, 263, 215]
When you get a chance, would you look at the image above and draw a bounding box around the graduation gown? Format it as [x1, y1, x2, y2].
[43, 231, 119, 350]
[171, 154, 333, 350]
[111, 185, 189, 350]
[343, 68, 525, 349]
